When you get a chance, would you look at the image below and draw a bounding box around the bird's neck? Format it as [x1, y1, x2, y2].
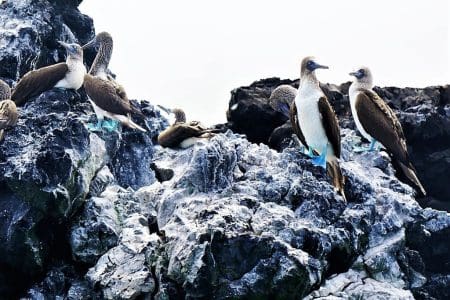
[174, 110, 186, 123]
[349, 80, 373, 96]
[89, 43, 112, 77]
[299, 73, 321, 96]
[66, 56, 84, 70]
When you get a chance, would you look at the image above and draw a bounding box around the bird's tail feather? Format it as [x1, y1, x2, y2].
[398, 160, 426, 196]
[123, 118, 147, 132]
[327, 157, 346, 201]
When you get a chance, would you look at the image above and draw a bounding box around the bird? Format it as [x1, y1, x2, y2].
[291, 56, 346, 200]
[268, 84, 297, 117]
[157, 107, 218, 148]
[82, 32, 146, 132]
[268, 84, 310, 152]
[349, 66, 426, 196]
[0, 80, 18, 142]
[11, 41, 86, 106]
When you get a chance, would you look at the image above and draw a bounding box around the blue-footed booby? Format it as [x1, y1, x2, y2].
[0, 80, 18, 142]
[291, 56, 346, 200]
[82, 32, 146, 132]
[157, 107, 218, 148]
[349, 66, 426, 196]
[11, 42, 86, 106]
[269, 84, 297, 117]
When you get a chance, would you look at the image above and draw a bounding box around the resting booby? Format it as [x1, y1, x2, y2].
[157, 107, 217, 148]
[82, 32, 146, 132]
[349, 66, 426, 196]
[0, 80, 18, 141]
[11, 42, 86, 106]
[291, 57, 346, 200]
[269, 84, 297, 117]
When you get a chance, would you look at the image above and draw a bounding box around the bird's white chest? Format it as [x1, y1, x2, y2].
[295, 86, 328, 151]
[54, 60, 86, 90]
[349, 88, 372, 141]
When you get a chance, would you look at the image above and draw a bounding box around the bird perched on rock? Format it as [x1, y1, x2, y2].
[11, 41, 86, 106]
[349, 66, 426, 196]
[82, 32, 146, 132]
[157, 107, 218, 148]
[291, 56, 346, 200]
[0, 80, 18, 141]
[268, 84, 309, 152]
[268, 84, 297, 117]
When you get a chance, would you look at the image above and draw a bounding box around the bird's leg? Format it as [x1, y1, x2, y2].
[311, 145, 327, 169]
[305, 146, 315, 158]
[368, 138, 379, 151]
[101, 119, 119, 132]
[86, 119, 103, 132]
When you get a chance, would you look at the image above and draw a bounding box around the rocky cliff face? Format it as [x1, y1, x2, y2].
[0, 1, 449, 299]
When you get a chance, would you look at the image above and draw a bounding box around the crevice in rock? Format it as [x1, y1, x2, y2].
[324, 246, 356, 278]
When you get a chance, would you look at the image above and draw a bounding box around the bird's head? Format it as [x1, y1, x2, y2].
[300, 56, 329, 77]
[58, 41, 83, 61]
[349, 66, 373, 86]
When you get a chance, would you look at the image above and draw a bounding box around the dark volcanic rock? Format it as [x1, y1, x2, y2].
[67, 132, 450, 299]
[0, 0, 95, 82]
[1, 1, 449, 299]
[227, 78, 450, 208]
[0, 2, 166, 297]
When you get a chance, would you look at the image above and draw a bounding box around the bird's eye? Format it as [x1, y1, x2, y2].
[306, 61, 315, 70]
[358, 69, 365, 75]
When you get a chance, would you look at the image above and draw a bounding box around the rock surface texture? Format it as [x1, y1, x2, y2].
[0, 1, 449, 299]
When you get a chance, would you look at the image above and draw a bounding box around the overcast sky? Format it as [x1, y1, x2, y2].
[79, 0, 449, 125]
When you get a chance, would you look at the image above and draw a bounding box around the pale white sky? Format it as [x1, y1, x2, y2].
[79, 0, 449, 125]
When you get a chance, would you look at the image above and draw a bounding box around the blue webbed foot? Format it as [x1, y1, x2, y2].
[368, 139, 380, 151]
[86, 120, 103, 132]
[311, 146, 327, 169]
[102, 119, 119, 132]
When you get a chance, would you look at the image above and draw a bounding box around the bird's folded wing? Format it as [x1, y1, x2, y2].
[11, 63, 68, 105]
[355, 90, 409, 164]
[318, 96, 341, 157]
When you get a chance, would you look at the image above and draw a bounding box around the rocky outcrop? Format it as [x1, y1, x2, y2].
[0, 0, 449, 299]
[227, 78, 450, 210]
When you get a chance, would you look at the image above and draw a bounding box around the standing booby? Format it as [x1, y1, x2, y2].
[82, 32, 146, 132]
[11, 42, 86, 106]
[349, 66, 426, 196]
[0, 80, 18, 141]
[291, 56, 346, 200]
[157, 107, 218, 148]
[269, 84, 297, 117]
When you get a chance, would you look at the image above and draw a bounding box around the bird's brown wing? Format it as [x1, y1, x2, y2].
[11, 63, 68, 106]
[157, 124, 205, 148]
[289, 102, 309, 149]
[318, 96, 341, 158]
[355, 90, 409, 164]
[0, 100, 18, 129]
[84, 74, 132, 116]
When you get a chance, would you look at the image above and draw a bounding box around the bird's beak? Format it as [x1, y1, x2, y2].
[349, 71, 358, 77]
[82, 37, 97, 50]
[157, 104, 172, 114]
[57, 41, 70, 49]
[315, 64, 329, 70]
